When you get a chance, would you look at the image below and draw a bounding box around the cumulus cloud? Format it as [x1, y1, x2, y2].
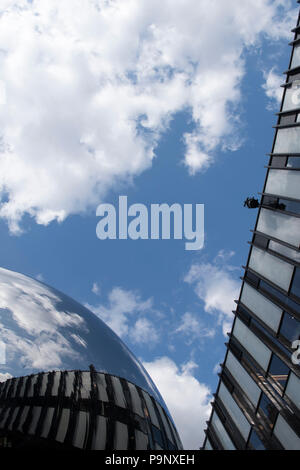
[129, 317, 159, 345]
[86, 287, 159, 344]
[0, 0, 297, 232]
[175, 312, 215, 344]
[184, 253, 240, 335]
[263, 68, 284, 109]
[143, 357, 212, 449]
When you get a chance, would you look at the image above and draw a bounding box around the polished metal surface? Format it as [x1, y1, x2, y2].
[0, 267, 165, 408]
[0, 370, 183, 450]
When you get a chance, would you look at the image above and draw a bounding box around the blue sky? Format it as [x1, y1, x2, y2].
[0, 0, 298, 449]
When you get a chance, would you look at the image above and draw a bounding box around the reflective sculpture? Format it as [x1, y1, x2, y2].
[0, 267, 182, 450]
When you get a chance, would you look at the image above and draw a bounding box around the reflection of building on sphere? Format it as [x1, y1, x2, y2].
[0, 267, 182, 450]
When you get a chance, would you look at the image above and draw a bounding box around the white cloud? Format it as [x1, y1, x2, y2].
[0, 267, 87, 370]
[0, 0, 297, 232]
[175, 312, 215, 344]
[185, 255, 240, 336]
[129, 317, 159, 345]
[86, 287, 159, 344]
[143, 357, 212, 449]
[92, 282, 101, 295]
[262, 68, 284, 108]
[0, 373, 13, 383]
[0, 268, 85, 336]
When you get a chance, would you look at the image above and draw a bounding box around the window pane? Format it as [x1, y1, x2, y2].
[287, 156, 300, 168]
[284, 372, 300, 409]
[291, 267, 300, 299]
[251, 317, 291, 358]
[247, 429, 266, 450]
[80, 372, 91, 399]
[257, 208, 300, 248]
[263, 195, 300, 215]
[271, 156, 287, 167]
[260, 280, 300, 315]
[211, 412, 236, 450]
[218, 382, 251, 441]
[280, 114, 296, 125]
[142, 391, 160, 428]
[127, 382, 143, 417]
[279, 312, 300, 343]
[269, 240, 300, 263]
[65, 371, 75, 397]
[257, 394, 278, 429]
[73, 411, 89, 448]
[41, 407, 55, 439]
[291, 44, 300, 69]
[56, 408, 70, 443]
[274, 127, 300, 154]
[111, 376, 127, 408]
[204, 439, 213, 450]
[92, 416, 107, 450]
[265, 169, 300, 200]
[135, 430, 148, 451]
[274, 414, 300, 450]
[268, 355, 289, 390]
[233, 318, 272, 371]
[249, 247, 294, 292]
[225, 351, 261, 407]
[282, 81, 300, 112]
[114, 421, 128, 450]
[241, 283, 283, 333]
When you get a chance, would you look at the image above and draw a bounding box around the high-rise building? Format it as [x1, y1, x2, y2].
[203, 2, 300, 451]
[0, 267, 182, 450]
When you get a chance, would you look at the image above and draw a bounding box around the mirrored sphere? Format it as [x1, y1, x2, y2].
[0, 267, 165, 408]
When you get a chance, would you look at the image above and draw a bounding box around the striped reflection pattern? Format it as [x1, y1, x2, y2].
[0, 368, 183, 450]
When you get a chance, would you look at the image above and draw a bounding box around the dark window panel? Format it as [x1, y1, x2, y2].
[247, 429, 266, 450]
[260, 280, 287, 304]
[287, 156, 300, 168]
[245, 270, 260, 288]
[279, 114, 297, 125]
[291, 267, 300, 300]
[268, 355, 290, 391]
[251, 317, 291, 357]
[281, 199, 300, 215]
[151, 425, 164, 448]
[260, 280, 300, 315]
[287, 72, 300, 82]
[221, 372, 234, 394]
[262, 196, 300, 215]
[262, 195, 278, 207]
[237, 304, 252, 326]
[253, 234, 269, 250]
[271, 156, 287, 167]
[279, 312, 300, 344]
[257, 394, 278, 429]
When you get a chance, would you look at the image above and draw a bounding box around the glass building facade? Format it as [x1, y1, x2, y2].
[203, 2, 300, 451]
[0, 267, 182, 450]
